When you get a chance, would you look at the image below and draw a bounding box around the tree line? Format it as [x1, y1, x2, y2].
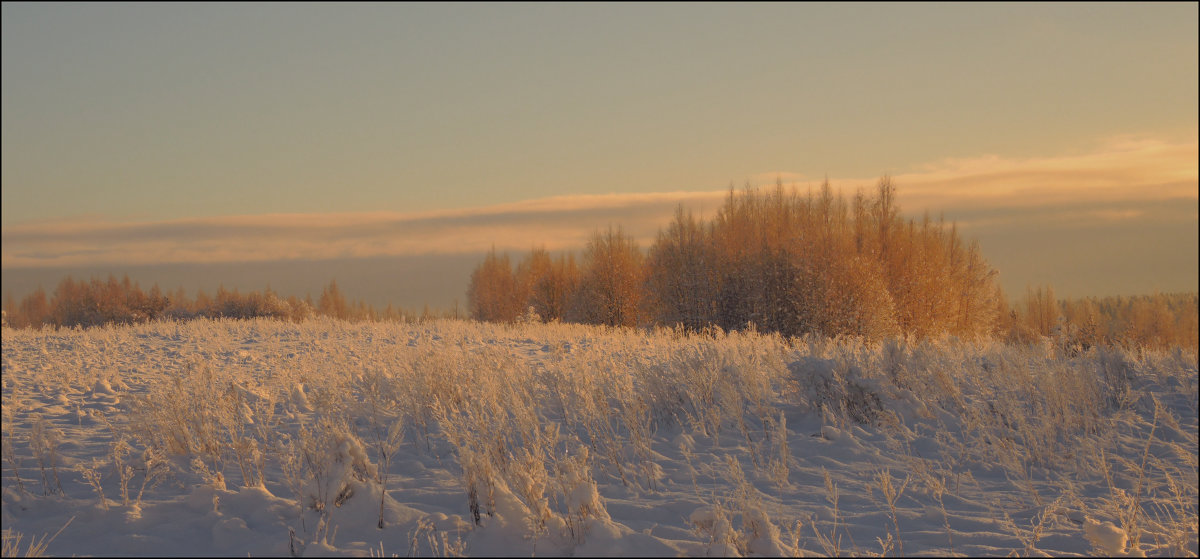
[1, 276, 454, 330]
[468, 178, 1003, 340]
[1006, 286, 1198, 353]
[5, 177, 1193, 352]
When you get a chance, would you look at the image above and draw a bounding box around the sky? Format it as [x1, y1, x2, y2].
[2, 2, 1197, 310]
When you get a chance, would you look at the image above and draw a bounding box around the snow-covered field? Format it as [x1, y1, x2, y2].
[2, 317, 1196, 557]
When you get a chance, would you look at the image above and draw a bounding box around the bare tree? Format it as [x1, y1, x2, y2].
[569, 227, 646, 327]
[467, 248, 522, 323]
[645, 206, 718, 331]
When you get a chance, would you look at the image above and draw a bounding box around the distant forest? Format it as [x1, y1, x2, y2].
[3, 179, 1197, 352]
[2, 277, 446, 331]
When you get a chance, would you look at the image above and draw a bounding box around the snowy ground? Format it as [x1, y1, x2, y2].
[2, 317, 1196, 557]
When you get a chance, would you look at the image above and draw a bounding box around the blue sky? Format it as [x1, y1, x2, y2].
[2, 3, 1197, 307]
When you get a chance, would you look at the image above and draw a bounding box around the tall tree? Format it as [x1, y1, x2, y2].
[523, 250, 579, 322]
[645, 206, 718, 331]
[467, 248, 522, 323]
[569, 227, 645, 327]
[319, 280, 349, 320]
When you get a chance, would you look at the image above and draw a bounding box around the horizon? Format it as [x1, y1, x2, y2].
[3, 173, 1196, 312]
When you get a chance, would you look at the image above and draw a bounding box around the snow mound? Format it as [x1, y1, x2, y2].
[1084, 517, 1128, 556]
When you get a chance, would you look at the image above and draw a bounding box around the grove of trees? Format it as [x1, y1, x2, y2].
[468, 178, 1004, 340]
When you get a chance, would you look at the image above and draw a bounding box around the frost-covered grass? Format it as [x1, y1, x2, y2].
[2, 317, 1196, 556]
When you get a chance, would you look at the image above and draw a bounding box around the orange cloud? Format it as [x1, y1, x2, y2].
[1, 191, 729, 268]
[889, 135, 1197, 210]
[3, 135, 1194, 269]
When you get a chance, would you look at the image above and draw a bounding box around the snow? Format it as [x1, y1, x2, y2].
[2, 317, 1197, 557]
[1083, 517, 1130, 556]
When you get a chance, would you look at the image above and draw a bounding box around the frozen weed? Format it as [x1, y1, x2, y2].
[28, 414, 63, 496]
[406, 517, 468, 557]
[0, 517, 72, 558]
[811, 468, 843, 556]
[76, 458, 109, 511]
[874, 468, 909, 556]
